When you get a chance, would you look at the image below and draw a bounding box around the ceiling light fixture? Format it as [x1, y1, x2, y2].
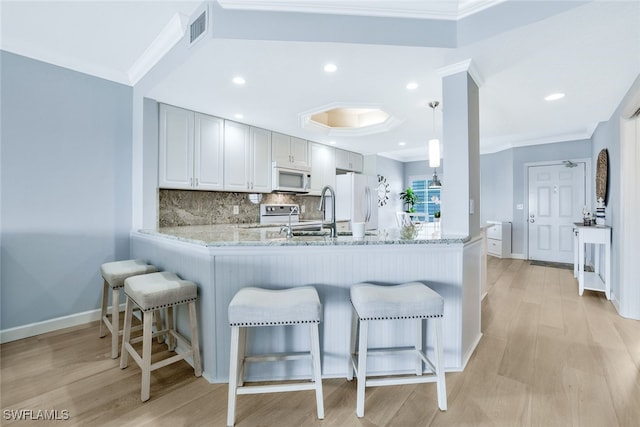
[398, 141, 406, 146]
[232, 76, 246, 85]
[406, 82, 418, 90]
[234, 113, 244, 119]
[328, 140, 336, 145]
[324, 63, 337, 73]
[544, 92, 565, 101]
[428, 101, 442, 188]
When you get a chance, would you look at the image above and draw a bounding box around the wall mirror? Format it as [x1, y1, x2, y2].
[596, 148, 609, 206]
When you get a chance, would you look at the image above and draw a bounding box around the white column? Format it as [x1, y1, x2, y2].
[438, 60, 481, 238]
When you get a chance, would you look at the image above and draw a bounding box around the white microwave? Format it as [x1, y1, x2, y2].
[272, 162, 311, 193]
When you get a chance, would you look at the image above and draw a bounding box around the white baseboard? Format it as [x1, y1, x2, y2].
[0, 304, 126, 344]
[510, 253, 526, 260]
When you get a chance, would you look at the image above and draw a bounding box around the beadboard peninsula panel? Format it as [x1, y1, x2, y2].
[213, 244, 467, 381]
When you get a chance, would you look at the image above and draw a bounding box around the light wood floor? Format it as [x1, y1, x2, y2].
[2, 258, 639, 426]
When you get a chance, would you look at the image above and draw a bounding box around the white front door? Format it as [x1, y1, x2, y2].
[528, 163, 586, 263]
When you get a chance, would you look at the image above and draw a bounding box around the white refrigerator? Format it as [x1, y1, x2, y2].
[335, 173, 378, 230]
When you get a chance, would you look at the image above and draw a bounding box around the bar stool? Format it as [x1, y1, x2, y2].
[99, 259, 159, 358]
[120, 272, 202, 402]
[348, 281, 447, 417]
[227, 286, 324, 427]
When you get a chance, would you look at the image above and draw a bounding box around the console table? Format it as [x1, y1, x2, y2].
[573, 224, 611, 299]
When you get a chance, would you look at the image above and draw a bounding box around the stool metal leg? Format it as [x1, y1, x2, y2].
[434, 317, 447, 411]
[356, 318, 368, 418]
[99, 280, 108, 338]
[188, 301, 203, 377]
[227, 326, 241, 427]
[310, 323, 325, 419]
[141, 310, 154, 402]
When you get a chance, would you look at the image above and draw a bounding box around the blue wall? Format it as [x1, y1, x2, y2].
[1, 52, 133, 329]
[591, 73, 640, 318]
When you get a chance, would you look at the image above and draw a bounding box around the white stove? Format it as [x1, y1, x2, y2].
[260, 204, 300, 224]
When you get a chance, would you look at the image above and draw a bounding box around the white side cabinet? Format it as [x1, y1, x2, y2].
[335, 148, 363, 173]
[272, 132, 308, 168]
[486, 221, 511, 258]
[309, 142, 336, 195]
[159, 104, 224, 190]
[223, 121, 272, 192]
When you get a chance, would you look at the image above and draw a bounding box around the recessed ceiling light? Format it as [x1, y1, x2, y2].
[234, 113, 244, 119]
[232, 76, 246, 85]
[398, 141, 406, 146]
[406, 82, 418, 90]
[328, 140, 336, 145]
[324, 63, 337, 73]
[545, 92, 565, 101]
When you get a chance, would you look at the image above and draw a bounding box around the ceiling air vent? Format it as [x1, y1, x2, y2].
[190, 10, 207, 45]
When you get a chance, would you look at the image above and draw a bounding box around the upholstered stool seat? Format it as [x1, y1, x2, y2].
[99, 259, 159, 358]
[349, 282, 447, 417]
[120, 272, 202, 402]
[227, 286, 324, 427]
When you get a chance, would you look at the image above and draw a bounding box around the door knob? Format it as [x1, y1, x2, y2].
[530, 219, 535, 223]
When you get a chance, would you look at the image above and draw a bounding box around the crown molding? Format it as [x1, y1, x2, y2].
[436, 59, 484, 87]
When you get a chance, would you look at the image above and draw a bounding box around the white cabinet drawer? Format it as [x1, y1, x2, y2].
[486, 224, 502, 240]
[487, 238, 501, 255]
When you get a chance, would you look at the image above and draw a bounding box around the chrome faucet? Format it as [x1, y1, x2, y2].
[280, 206, 299, 239]
[319, 185, 337, 238]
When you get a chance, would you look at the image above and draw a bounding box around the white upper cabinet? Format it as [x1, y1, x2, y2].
[159, 104, 223, 190]
[249, 126, 272, 192]
[272, 132, 309, 168]
[224, 121, 272, 193]
[223, 120, 251, 191]
[335, 148, 363, 173]
[309, 142, 336, 195]
[194, 113, 224, 190]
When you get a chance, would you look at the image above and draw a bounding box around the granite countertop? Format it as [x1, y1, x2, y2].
[138, 223, 469, 247]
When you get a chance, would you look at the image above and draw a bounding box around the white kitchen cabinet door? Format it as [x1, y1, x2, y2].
[272, 132, 309, 168]
[309, 142, 336, 195]
[194, 113, 224, 190]
[335, 148, 363, 173]
[290, 136, 309, 168]
[272, 132, 291, 165]
[350, 152, 363, 173]
[159, 104, 194, 189]
[223, 120, 250, 191]
[250, 126, 272, 192]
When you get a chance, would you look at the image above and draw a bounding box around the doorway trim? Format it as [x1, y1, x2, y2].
[523, 158, 592, 261]
[618, 114, 639, 319]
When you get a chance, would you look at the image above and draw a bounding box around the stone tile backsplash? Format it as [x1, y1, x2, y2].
[159, 190, 324, 227]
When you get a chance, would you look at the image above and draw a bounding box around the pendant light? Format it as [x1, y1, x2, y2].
[428, 101, 442, 188]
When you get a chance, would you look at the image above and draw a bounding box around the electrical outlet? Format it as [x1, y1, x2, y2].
[233, 205, 239, 215]
[516, 203, 524, 210]
[301, 205, 306, 214]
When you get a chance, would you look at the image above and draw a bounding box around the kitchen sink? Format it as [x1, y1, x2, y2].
[291, 230, 331, 237]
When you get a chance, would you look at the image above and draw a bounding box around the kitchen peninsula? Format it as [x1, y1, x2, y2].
[131, 224, 483, 384]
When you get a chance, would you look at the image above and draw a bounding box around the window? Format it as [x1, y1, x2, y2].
[410, 177, 441, 222]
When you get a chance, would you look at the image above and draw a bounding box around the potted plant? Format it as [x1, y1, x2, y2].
[400, 187, 418, 213]
[432, 195, 441, 223]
